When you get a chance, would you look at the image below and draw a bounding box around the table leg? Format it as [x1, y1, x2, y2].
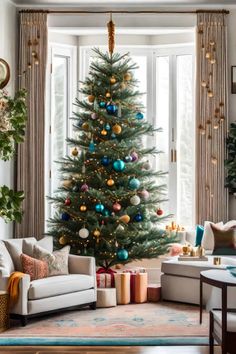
[200, 277, 203, 324]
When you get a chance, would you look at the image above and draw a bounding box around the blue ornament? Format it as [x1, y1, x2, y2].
[117, 249, 129, 261]
[134, 213, 143, 222]
[124, 155, 132, 163]
[95, 203, 105, 213]
[113, 159, 125, 172]
[101, 156, 110, 166]
[99, 101, 106, 108]
[61, 212, 70, 221]
[76, 119, 83, 127]
[136, 112, 144, 120]
[111, 133, 116, 139]
[105, 123, 111, 131]
[106, 103, 118, 115]
[102, 208, 110, 217]
[129, 177, 140, 190]
[89, 140, 95, 153]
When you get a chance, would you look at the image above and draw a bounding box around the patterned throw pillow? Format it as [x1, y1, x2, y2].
[36, 246, 70, 277]
[21, 253, 48, 281]
[33, 244, 55, 264]
[212, 224, 236, 255]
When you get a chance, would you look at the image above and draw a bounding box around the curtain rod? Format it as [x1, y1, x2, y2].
[19, 9, 230, 14]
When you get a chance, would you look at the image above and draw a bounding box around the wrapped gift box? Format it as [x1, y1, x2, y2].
[114, 273, 130, 304]
[147, 284, 161, 302]
[123, 269, 148, 303]
[96, 273, 112, 288]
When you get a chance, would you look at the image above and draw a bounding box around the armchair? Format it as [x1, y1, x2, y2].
[0, 237, 97, 326]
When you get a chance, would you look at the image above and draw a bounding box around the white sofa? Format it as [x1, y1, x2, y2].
[0, 236, 97, 326]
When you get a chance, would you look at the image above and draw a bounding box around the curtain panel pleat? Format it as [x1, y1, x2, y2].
[15, 12, 48, 239]
[196, 12, 228, 224]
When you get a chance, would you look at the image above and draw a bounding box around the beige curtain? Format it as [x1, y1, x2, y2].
[15, 11, 48, 239]
[196, 12, 228, 224]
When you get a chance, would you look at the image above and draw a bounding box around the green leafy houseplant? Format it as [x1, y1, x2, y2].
[0, 88, 27, 222]
[225, 122, 236, 195]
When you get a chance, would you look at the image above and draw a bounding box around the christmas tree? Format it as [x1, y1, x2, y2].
[225, 122, 236, 195]
[48, 20, 175, 268]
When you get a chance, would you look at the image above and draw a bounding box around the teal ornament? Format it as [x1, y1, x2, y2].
[105, 123, 111, 131]
[136, 112, 144, 120]
[95, 203, 105, 213]
[129, 177, 140, 190]
[113, 159, 125, 172]
[101, 156, 110, 166]
[134, 213, 143, 222]
[106, 103, 118, 115]
[111, 133, 116, 139]
[76, 119, 83, 127]
[61, 212, 70, 221]
[99, 101, 106, 108]
[89, 140, 95, 153]
[117, 248, 129, 261]
[124, 155, 132, 163]
[102, 209, 110, 217]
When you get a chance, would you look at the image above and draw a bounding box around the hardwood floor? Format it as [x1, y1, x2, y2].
[0, 346, 221, 353]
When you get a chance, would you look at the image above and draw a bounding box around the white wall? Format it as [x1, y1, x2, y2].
[0, 0, 17, 239]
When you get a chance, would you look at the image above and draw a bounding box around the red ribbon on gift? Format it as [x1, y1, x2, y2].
[96, 267, 117, 287]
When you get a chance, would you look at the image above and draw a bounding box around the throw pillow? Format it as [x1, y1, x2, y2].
[4, 238, 36, 271]
[21, 253, 48, 281]
[195, 225, 204, 246]
[36, 245, 70, 277]
[201, 221, 223, 250]
[168, 243, 183, 257]
[212, 224, 236, 255]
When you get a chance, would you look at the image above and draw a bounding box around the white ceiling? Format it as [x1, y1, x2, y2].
[11, 0, 236, 7]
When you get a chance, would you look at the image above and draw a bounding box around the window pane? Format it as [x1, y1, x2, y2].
[176, 54, 194, 227]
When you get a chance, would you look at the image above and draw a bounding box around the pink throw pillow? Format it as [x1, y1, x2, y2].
[21, 253, 48, 281]
[168, 243, 183, 257]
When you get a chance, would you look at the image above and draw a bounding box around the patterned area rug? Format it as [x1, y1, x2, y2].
[1, 302, 208, 341]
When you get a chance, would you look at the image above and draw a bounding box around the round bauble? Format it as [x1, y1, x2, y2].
[129, 177, 140, 190]
[113, 202, 121, 212]
[119, 214, 130, 224]
[130, 195, 141, 206]
[80, 205, 87, 212]
[72, 147, 78, 156]
[105, 123, 111, 131]
[124, 155, 132, 163]
[89, 141, 95, 153]
[107, 178, 115, 187]
[156, 208, 164, 216]
[99, 101, 106, 108]
[82, 122, 89, 131]
[95, 203, 105, 213]
[101, 156, 110, 166]
[110, 76, 116, 84]
[124, 72, 132, 81]
[139, 189, 150, 200]
[101, 129, 108, 136]
[102, 209, 110, 217]
[88, 95, 95, 103]
[78, 227, 89, 239]
[76, 119, 83, 127]
[142, 161, 151, 170]
[91, 112, 97, 120]
[93, 229, 101, 237]
[113, 159, 125, 172]
[131, 151, 138, 162]
[63, 180, 72, 188]
[135, 112, 144, 120]
[64, 198, 71, 206]
[106, 92, 111, 98]
[59, 235, 68, 245]
[134, 213, 143, 222]
[112, 124, 122, 134]
[106, 103, 118, 115]
[81, 183, 89, 192]
[111, 133, 116, 139]
[61, 212, 70, 221]
[117, 248, 129, 261]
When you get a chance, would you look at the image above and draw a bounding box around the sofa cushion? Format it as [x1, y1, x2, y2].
[36, 245, 70, 276]
[195, 225, 204, 246]
[22, 236, 53, 256]
[212, 224, 236, 255]
[21, 253, 48, 281]
[4, 238, 36, 271]
[28, 274, 94, 300]
[201, 221, 223, 250]
[0, 241, 14, 274]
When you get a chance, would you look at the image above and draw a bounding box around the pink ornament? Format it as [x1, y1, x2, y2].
[139, 189, 149, 200]
[131, 151, 138, 162]
[113, 202, 122, 212]
[91, 113, 97, 120]
[81, 183, 89, 192]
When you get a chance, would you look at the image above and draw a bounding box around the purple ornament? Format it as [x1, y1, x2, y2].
[81, 183, 89, 192]
[140, 189, 150, 200]
[91, 113, 97, 120]
[131, 151, 138, 162]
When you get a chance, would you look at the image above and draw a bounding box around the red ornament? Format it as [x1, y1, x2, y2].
[156, 208, 163, 216]
[65, 198, 71, 206]
[113, 202, 121, 212]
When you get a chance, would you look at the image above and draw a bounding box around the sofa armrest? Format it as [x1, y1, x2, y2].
[68, 255, 96, 276]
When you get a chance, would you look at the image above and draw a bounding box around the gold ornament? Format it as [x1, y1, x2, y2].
[82, 122, 89, 131]
[101, 129, 108, 136]
[121, 82, 126, 90]
[107, 178, 115, 187]
[119, 214, 130, 224]
[72, 147, 79, 156]
[93, 229, 101, 237]
[106, 92, 111, 98]
[112, 124, 122, 134]
[110, 76, 116, 84]
[124, 72, 132, 81]
[59, 236, 67, 245]
[88, 95, 95, 103]
[80, 205, 87, 212]
[62, 180, 72, 188]
[107, 19, 115, 54]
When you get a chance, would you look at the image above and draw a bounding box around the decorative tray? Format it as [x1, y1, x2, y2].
[178, 255, 208, 261]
